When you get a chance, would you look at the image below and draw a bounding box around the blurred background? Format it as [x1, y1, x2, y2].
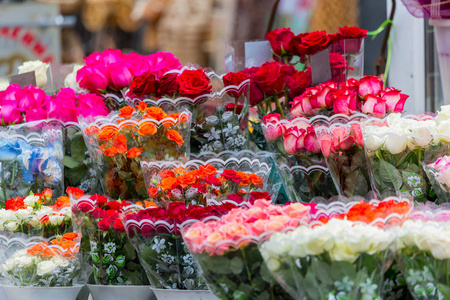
[0, 0, 442, 112]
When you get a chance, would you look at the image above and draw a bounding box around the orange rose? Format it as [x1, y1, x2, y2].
[249, 173, 263, 186]
[117, 143, 127, 154]
[159, 170, 175, 179]
[138, 123, 157, 135]
[118, 106, 135, 119]
[104, 146, 118, 157]
[84, 126, 99, 136]
[177, 173, 196, 188]
[199, 164, 217, 177]
[98, 128, 118, 141]
[127, 147, 143, 158]
[113, 134, 127, 145]
[160, 177, 178, 191]
[147, 187, 158, 198]
[53, 196, 70, 210]
[144, 200, 157, 208]
[169, 112, 189, 123]
[137, 102, 148, 112]
[144, 107, 167, 121]
[236, 171, 249, 186]
[62, 232, 79, 241]
[166, 129, 184, 146]
[173, 167, 186, 175]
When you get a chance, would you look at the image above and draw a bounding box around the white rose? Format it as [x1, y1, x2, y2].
[24, 195, 39, 207]
[49, 215, 64, 226]
[265, 258, 281, 272]
[36, 261, 56, 276]
[18, 60, 49, 88]
[330, 238, 359, 263]
[0, 209, 15, 220]
[36, 206, 53, 217]
[385, 134, 407, 154]
[18, 256, 34, 268]
[5, 221, 18, 232]
[29, 217, 41, 228]
[52, 255, 69, 267]
[15, 209, 30, 220]
[410, 126, 433, 147]
[437, 120, 450, 142]
[64, 64, 83, 90]
[0, 78, 9, 91]
[2, 259, 16, 272]
[435, 105, 450, 125]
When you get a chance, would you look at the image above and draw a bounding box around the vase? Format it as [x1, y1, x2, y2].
[151, 288, 218, 300]
[430, 19, 450, 104]
[87, 284, 156, 300]
[2, 285, 83, 300]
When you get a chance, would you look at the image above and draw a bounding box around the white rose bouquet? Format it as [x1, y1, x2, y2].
[0, 232, 82, 287]
[260, 218, 395, 300]
[363, 112, 449, 201]
[395, 214, 450, 299]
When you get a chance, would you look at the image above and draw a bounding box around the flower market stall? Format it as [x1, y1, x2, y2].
[1, 5, 450, 298]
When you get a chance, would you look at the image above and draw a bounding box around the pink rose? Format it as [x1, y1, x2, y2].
[0, 104, 22, 125]
[304, 127, 321, 153]
[331, 127, 354, 151]
[98, 49, 125, 66]
[358, 75, 383, 97]
[26, 108, 47, 122]
[290, 88, 318, 117]
[54, 87, 77, 107]
[17, 85, 49, 111]
[380, 87, 408, 113]
[341, 78, 360, 92]
[283, 126, 307, 154]
[313, 83, 336, 108]
[251, 220, 268, 235]
[146, 52, 182, 78]
[126, 52, 151, 76]
[0, 84, 21, 103]
[47, 101, 79, 122]
[362, 94, 387, 118]
[78, 94, 110, 118]
[331, 88, 358, 115]
[109, 62, 133, 90]
[262, 113, 283, 142]
[351, 123, 364, 147]
[320, 134, 334, 158]
[77, 63, 109, 93]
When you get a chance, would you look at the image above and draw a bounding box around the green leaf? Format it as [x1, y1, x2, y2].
[64, 164, 88, 186]
[124, 241, 137, 261]
[343, 169, 369, 198]
[64, 156, 81, 169]
[70, 133, 88, 162]
[379, 160, 403, 190]
[230, 256, 244, 274]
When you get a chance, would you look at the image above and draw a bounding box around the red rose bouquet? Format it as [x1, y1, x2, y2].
[81, 104, 191, 200]
[69, 188, 151, 286]
[121, 201, 237, 290]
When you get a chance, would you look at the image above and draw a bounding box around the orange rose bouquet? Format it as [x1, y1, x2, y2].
[80, 104, 191, 200]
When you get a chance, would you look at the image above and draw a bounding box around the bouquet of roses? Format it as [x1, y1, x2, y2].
[0, 122, 64, 202]
[121, 201, 237, 290]
[182, 199, 310, 300]
[81, 104, 191, 200]
[316, 122, 372, 198]
[260, 218, 396, 300]
[0, 189, 72, 237]
[69, 187, 150, 286]
[363, 112, 448, 201]
[425, 156, 450, 203]
[0, 232, 82, 287]
[290, 75, 408, 118]
[140, 162, 264, 207]
[261, 114, 337, 202]
[394, 209, 450, 299]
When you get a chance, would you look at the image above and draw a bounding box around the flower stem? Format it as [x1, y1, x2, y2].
[274, 95, 285, 117]
[232, 97, 239, 124]
[241, 248, 252, 281]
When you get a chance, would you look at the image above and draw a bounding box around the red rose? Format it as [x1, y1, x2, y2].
[329, 53, 347, 83]
[176, 69, 212, 99]
[290, 31, 331, 56]
[223, 72, 250, 98]
[224, 103, 243, 115]
[89, 208, 105, 219]
[265, 28, 295, 56]
[90, 194, 108, 208]
[107, 200, 123, 211]
[338, 26, 367, 54]
[203, 175, 222, 187]
[286, 69, 312, 98]
[105, 209, 119, 219]
[248, 191, 272, 203]
[128, 71, 159, 97]
[112, 218, 125, 232]
[221, 169, 241, 183]
[168, 202, 187, 215]
[253, 62, 286, 96]
[158, 73, 179, 97]
[226, 193, 245, 203]
[242, 67, 265, 106]
[98, 217, 113, 231]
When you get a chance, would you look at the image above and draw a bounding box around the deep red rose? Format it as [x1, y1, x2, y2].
[338, 26, 368, 39]
[107, 200, 122, 211]
[286, 69, 312, 98]
[176, 69, 212, 99]
[203, 175, 222, 187]
[128, 71, 159, 97]
[266, 28, 295, 56]
[158, 73, 179, 97]
[98, 217, 113, 231]
[90, 194, 108, 208]
[168, 202, 187, 215]
[227, 193, 245, 203]
[290, 31, 331, 56]
[191, 182, 207, 194]
[105, 209, 119, 219]
[253, 62, 286, 96]
[112, 218, 125, 232]
[89, 208, 106, 219]
[223, 72, 250, 98]
[77, 201, 94, 213]
[249, 191, 272, 203]
[221, 169, 241, 183]
[242, 67, 265, 106]
[224, 103, 243, 115]
[329, 53, 348, 83]
[338, 26, 367, 54]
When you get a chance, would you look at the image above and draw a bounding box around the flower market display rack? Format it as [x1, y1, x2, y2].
[0, 25, 450, 300]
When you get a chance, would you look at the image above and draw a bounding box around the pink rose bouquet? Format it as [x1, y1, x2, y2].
[182, 199, 310, 300]
[424, 155, 450, 203]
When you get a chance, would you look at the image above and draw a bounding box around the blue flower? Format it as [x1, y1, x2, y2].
[39, 156, 62, 185]
[22, 147, 48, 174]
[0, 140, 23, 161]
